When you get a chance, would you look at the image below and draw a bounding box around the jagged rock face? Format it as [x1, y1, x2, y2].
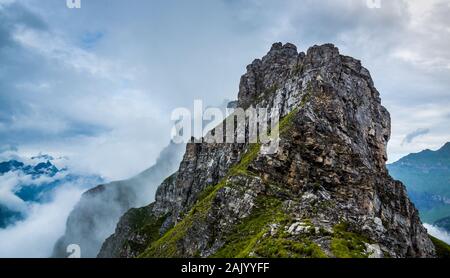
[99, 43, 435, 258]
[52, 142, 184, 258]
[153, 143, 245, 221]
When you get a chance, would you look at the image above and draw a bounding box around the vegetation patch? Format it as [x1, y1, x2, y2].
[212, 196, 287, 258]
[140, 142, 264, 257]
[429, 235, 450, 258]
[229, 143, 261, 176]
[213, 195, 327, 258]
[254, 238, 327, 258]
[301, 91, 311, 107]
[139, 179, 226, 258]
[123, 208, 167, 254]
[330, 222, 369, 258]
[293, 63, 303, 75]
[278, 108, 299, 135]
[257, 85, 279, 102]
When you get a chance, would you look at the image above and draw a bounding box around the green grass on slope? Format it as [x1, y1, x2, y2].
[139, 179, 226, 258]
[139, 143, 262, 258]
[122, 208, 167, 254]
[330, 223, 370, 258]
[211, 196, 285, 258]
[213, 195, 327, 258]
[429, 235, 450, 258]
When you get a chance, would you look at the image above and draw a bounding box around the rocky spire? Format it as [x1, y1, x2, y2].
[98, 43, 436, 258]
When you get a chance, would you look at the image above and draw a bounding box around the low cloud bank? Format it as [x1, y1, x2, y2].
[0, 149, 102, 258]
[0, 185, 84, 258]
[424, 223, 450, 244]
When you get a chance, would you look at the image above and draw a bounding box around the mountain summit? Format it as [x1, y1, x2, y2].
[99, 43, 435, 258]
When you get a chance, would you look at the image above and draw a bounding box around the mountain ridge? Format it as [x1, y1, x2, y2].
[388, 142, 450, 222]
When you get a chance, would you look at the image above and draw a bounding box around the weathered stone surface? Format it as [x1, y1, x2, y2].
[99, 42, 435, 258]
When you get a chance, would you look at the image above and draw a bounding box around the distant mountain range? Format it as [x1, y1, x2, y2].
[434, 216, 450, 232]
[0, 155, 102, 228]
[388, 142, 450, 224]
[0, 159, 58, 177]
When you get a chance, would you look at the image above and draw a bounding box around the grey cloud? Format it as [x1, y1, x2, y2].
[0, 145, 17, 153]
[0, 2, 47, 48]
[0, 185, 85, 258]
[0, 2, 136, 156]
[402, 128, 430, 145]
[0, 0, 449, 176]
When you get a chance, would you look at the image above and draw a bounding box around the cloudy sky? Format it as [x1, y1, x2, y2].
[0, 0, 449, 181]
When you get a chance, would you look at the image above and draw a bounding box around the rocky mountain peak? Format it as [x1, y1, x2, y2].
[99, 42, 435, 258]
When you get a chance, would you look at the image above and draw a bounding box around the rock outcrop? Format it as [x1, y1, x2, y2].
[52, 142, 184, 258]
[99, 42, 436, 258]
